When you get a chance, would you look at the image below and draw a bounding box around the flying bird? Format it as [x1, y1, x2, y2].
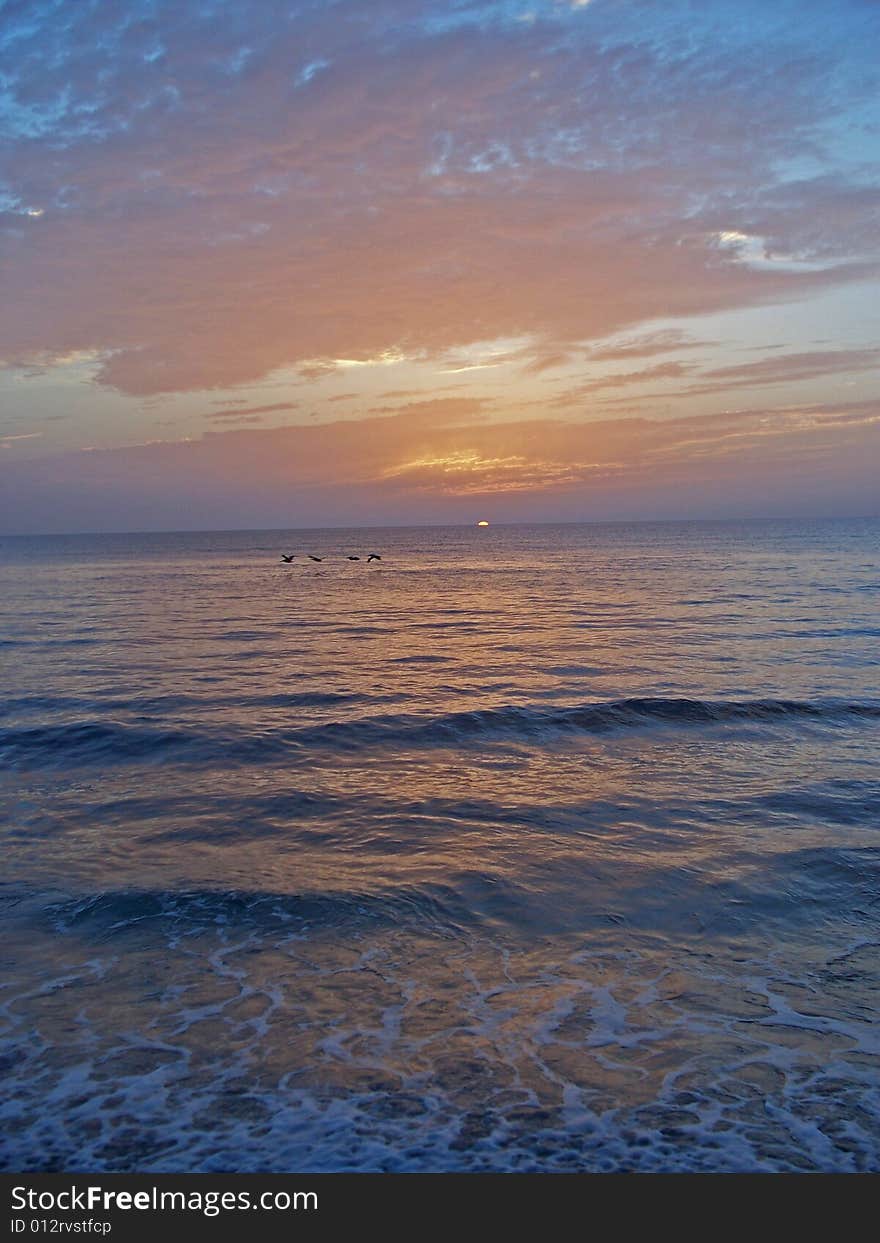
[367, 553, 382, 562]
[308, 555, 323, 562]
[280, 554, 295, 563]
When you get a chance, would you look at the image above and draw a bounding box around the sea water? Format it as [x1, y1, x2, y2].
[1, 519, 878, 1171]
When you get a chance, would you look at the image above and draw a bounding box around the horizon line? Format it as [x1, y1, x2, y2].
[1, 513, 878, 540]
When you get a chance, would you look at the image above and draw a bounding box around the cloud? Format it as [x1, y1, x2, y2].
[555, 360, 695, 403]
[593, 348, 880, 403]
[0, 432, 42, 447]
[383, 450, 598, 493]
[1, 1, 878, 396]
[203, 412, 269, 423]
[204, 402, 298, 418]
[511, 330, 709, 375]
[586, 331, 713, 362]
[689, 348, 880, 392]
[364, 397, 490, 421]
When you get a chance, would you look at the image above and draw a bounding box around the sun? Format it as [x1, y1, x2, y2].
[477, 520, 490, 526]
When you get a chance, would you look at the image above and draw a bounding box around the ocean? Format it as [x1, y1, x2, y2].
[1, 518, 878, 1173]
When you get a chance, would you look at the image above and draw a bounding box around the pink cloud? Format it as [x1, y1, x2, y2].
[1, 2, 877, 398]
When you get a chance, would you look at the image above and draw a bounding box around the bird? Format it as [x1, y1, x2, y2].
[348, 555, 360, 560]
[367, 553, 381, 562]
[280, 554, 294, 563]
[308, 554, 323, 562]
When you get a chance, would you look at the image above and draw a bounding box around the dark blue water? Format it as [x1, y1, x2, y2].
[1, 520, 878, 1171]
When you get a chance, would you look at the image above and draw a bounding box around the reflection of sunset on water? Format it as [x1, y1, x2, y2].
[3, 521, 879, 1170]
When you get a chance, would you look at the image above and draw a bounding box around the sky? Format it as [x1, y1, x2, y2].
[1, 0, 879, 533]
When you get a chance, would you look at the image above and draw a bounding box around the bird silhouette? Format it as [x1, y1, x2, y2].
[280, 554, 295, 563]
[348, 555, 361, 560]
[308, 554, 323, 562]
[367, 553, 382, 562]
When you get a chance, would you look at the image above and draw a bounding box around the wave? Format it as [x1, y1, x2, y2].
[43, 883, 477, 940]
[2, 696, 879, 769]
[0, 688, 403, 720]
[20, 842, 880, 945]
